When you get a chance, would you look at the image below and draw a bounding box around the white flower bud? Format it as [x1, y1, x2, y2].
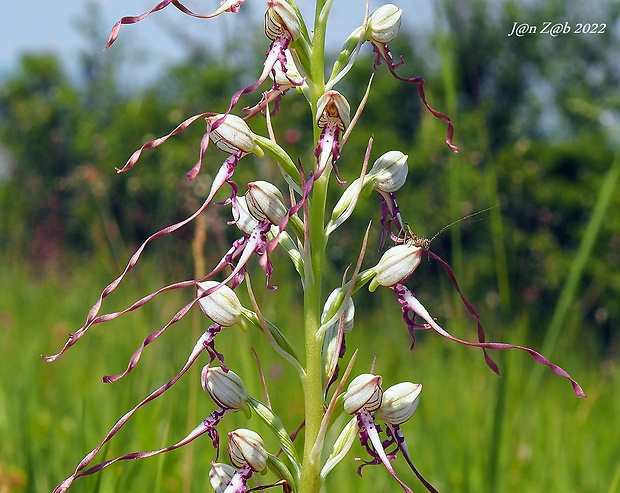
[375, 382, 422, 425]
[208, 114, 262, 156]
[369, 150, 408, 193]
[316, 90, 351, 131]
[344, 373, 383, 414]
[245, 181, 287, 225]
[203, 367, 251, 415]
[321, 288, 355, 334]
[228, 428, 268, 472]
[371, 243, 423, 289]
[197, 281, 243, 327]
[209, 462, 236, 493]
[368, 4, 402, 43]
[265, 0, 301, 41]
[272, 49, 304, 90]
[234, 196, 260, 235]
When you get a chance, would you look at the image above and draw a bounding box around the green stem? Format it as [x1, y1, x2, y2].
[299, 173, 328, 493]
[311, 1, 327, 95]
[298, 5, 329, 492]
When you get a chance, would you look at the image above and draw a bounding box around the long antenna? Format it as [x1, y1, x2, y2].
[404, 204, 498, 250]
[427, 205, 499, 245]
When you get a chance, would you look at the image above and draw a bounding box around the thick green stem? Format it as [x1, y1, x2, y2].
[311, 1, 328, 92]
[299, 173, 329, 493]
[298, 6, 330, 491]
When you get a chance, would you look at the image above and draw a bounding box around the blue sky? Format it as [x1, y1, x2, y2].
[1, 0, 433, 84]
[0, 0, 433, 175]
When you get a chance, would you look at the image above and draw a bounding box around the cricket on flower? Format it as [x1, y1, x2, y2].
[45, 2, 585, 493]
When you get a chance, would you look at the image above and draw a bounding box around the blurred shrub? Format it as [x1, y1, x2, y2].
[0, 0, 618, 353]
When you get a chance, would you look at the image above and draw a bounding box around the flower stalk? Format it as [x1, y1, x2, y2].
[46, 2, 585, 493]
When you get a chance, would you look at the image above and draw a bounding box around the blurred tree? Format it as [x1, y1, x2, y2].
[0, 54, 80, 264]
[0, 0, 618, 352]
[433, 0, 620, 353]
[437, 0, 620, 145]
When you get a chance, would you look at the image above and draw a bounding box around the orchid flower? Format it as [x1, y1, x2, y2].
[342, 374, 437, 493]
[315, 90, 350, 183]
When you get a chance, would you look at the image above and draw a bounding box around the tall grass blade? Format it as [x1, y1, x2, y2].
[525, 147, 620, 399]
[609, 457, 620, 493]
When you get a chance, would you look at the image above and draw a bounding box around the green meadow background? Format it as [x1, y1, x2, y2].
[1, 1, 619, 492]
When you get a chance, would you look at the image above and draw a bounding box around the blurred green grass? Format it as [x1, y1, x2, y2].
[1, 257, 618, 493]
[1, 2, 619, 492]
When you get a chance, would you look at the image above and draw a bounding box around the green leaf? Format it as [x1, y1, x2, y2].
[266, 453, 298, 492]
[241, 310, 301, 369]
[249, 397, 301, 478]
[254, 135, 301, 186]
[320, 416, 358, 479]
